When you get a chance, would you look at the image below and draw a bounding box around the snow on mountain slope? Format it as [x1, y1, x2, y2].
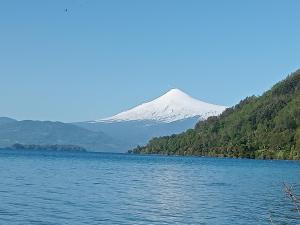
[95, 89, 226, 123]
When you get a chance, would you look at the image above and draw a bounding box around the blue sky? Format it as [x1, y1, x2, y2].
[1, 0, 300, 122]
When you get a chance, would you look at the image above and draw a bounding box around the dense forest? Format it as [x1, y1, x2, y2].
[130, 70, 300, 160]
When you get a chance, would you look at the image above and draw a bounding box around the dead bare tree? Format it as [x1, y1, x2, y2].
[283, 182, 300, 216]
[269, 183, 300, 225]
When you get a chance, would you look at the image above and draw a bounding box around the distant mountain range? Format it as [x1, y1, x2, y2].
[0, 118, 123, 152]
[0, 89, 226, 152]
[0, 117, 17, 125]
[75, 89, 226, 150]
[132, 70, 300, 160]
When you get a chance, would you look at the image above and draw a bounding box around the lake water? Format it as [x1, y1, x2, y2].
[0, 150, 299, 225]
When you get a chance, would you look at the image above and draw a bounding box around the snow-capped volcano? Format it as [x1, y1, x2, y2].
[96, 89, 226, 123]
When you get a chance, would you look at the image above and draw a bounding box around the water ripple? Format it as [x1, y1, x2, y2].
[0, 150, 299, 224]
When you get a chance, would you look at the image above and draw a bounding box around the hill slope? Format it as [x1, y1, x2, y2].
[0, 120, 123, 152]
[132, 70, 300, 160]
[0, 117, 17, 125]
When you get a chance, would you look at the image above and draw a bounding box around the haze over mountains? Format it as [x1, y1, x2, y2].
[0, 89, 226, 152]
[76, 89, 226, 150]
[0, 118, 123, 151]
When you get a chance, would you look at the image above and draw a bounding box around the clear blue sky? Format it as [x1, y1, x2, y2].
[1, 0, 300, 122]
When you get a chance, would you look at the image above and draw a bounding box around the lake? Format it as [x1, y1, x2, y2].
[0, 149, 299, 225]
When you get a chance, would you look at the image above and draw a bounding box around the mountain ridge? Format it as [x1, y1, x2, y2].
[0, 119, 124, 152]
[75, 89, 226, 151]
[0, 89, 226, 153]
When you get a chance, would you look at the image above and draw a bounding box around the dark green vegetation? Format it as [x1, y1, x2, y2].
[5, 143, 87, 152]
[131, 70, 300, 160]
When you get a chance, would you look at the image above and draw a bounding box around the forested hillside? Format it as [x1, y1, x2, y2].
[131, 70, 300, 160]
